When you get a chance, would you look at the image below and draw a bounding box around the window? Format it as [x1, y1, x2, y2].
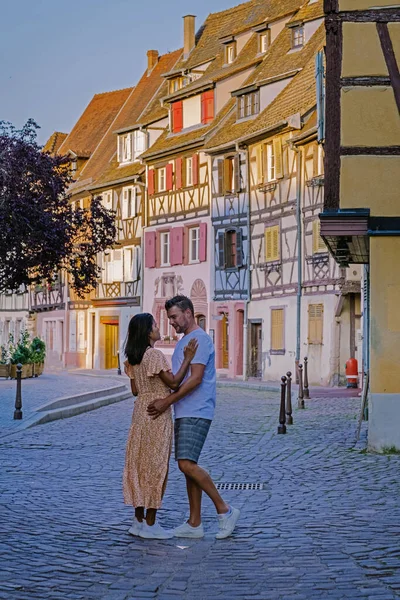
[196, 315, 206, 330]
[101, 191, 113, 211]
[265, 225, 280, 262]
[189, 227, 200, 263]
[218, 228, 243, 269]
[292, 25, 304, 49]
[271, 308, 285, 353]
[226, 43, 237, 64]
[237, 91, 259, 119]
[312, 220, 326, 254]
[308, 304, 324, 344]
[118, 133, 132, 163]
[169, 76, 189, 94]
[186, 157, 193, 187]
[122, 187, 137, 219]
[103, 252, 113, 283]
[158, 168, 166, 192]
[266, 143, 275, 182]
[226, 229, 237, 268]
[259, 31, 270, 53]
[133, 130, 147, 160]
[77, 312, 85, 352]
[160, 232, 170, 266]
[217, 155, 241, 195]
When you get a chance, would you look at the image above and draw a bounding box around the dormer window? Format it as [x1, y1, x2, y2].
[237, 91, 260, 119]
[118, 131, 147, 164]
[132, 130, 147, 160]
[169, 76, 189, 94]
[259, 30, 270, 54]
[226, 42, 237, 64]
[292, 25, 304, 49]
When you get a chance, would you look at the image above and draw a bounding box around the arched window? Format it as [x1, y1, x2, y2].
[196, 314, 206, 331]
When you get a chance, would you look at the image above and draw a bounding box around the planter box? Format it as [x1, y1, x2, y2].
[33, 362, 44, 377]
[0, 364, 10, 378]
[10, 364, 34, 379]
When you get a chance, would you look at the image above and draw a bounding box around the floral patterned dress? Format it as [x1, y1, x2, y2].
[123, 348, 173, 509]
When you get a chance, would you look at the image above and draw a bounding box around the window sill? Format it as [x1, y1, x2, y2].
[189, 259, 200, 265]
[270, 349, 285, 355]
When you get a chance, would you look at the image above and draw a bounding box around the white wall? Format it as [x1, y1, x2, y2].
[183, 95, 201, 129]
[259, 77, 294, 113]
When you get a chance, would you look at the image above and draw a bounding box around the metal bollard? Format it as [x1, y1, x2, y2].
[298, 364, 305, 409]
[14, 363, 23, 420]
[286, 371, 293, 425]
[304, 356, 310, 399]
[278, 376, 287, 434]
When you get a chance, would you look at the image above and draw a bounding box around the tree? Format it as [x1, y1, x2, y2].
[0, 120, 116, 296]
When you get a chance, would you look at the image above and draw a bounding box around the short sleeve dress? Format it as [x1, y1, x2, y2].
[123, 348, 173, 509]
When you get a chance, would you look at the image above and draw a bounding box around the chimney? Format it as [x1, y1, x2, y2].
[183, 15, 196, 59]
[147, 50, 159, 74]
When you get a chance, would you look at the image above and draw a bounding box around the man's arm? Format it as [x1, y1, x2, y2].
[147, 363, 205, 418]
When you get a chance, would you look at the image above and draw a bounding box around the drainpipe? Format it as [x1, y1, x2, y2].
[242, 143, 252, 381]
[290, 142, 303, 369]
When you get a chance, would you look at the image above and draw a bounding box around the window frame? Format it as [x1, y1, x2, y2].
[259, 30, 270, 53]
[160, 231, 170, 267]
[186, 157, 193, 187]
[120, 133, 133, 163]
[158, 167, 167, 193]
[189, 226, 200, 264]
[292, 25, 305, 49]
[226, 42, 237, 64]
[266, 142, 276, 182]
[225, 229, 238, 269]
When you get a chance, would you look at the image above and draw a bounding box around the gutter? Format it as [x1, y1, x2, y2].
[241, 143, 252, 381]
[289, 141, 303, 368]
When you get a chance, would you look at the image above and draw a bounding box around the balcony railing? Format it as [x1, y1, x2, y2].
[30, 284, 64, 311]
[96, 280, 141, 300]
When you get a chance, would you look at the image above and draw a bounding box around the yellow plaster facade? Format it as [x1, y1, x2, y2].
[340, 156, 400, 216]
[341, 87, 400, 147]
[342, 23, 388, 78]
[339, 0, 399, 9]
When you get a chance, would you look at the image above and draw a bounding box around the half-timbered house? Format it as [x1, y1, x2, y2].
[320, 0, 400, 449]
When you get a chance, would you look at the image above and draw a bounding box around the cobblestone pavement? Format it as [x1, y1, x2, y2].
[0, 372, 125, 438]
[0, 389, 399, 600]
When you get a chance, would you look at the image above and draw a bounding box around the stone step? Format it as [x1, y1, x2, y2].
[36, 384, 129, 411]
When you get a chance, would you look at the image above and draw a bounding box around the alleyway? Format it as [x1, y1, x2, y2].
[0, 388, 399, 600]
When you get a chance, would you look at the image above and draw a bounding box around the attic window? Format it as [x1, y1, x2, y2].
[237, 91, 260, 119]
[259, 30, 270, 54]
[118, 133, 132, 164]
[226, 42, 237, 64]
[292, 25, 304, 49]
[169, 76, 189, 94]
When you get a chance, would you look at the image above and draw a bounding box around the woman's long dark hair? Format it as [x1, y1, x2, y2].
[124, 313, 154, 366]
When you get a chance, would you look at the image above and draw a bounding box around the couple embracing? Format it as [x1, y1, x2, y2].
[123, 295, 240, 540]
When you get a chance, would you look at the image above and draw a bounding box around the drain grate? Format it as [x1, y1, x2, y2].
[215, 482, 264, 491]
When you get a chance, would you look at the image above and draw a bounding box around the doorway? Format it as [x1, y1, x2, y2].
[105, 323, 119, 370]
[250, 322, 262, 378]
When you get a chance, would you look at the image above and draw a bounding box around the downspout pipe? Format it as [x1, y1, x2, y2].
[290, 141, 303, 368]
[241, 143, 251, 381]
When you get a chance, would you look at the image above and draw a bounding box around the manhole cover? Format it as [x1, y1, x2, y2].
[215, 482, 264, 491]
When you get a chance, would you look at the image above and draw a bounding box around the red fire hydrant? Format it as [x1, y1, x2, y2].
[345, 358, 358, 388]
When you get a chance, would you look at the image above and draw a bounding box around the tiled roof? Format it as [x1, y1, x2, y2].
[238, 0, 305, 32]
[74, 49, 182, 191]
[205, 24, 325, 149]
[288, 0, 324, 24]
[43, 131, 68, 155]
[57, 88, 132, 159]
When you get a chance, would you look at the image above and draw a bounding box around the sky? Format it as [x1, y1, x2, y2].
[0, 0, 241, 146]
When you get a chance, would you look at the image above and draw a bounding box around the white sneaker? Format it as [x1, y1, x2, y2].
[215, 507, 240, 539]
[139, 522, 174, 540]
[173, 521, 204, 539]
[128, 518, 143, 537]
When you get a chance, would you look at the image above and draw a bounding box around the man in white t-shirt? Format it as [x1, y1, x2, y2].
[148, 295, 240, 539]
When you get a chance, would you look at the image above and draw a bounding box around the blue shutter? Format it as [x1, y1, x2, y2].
[315, 51, 325, 143]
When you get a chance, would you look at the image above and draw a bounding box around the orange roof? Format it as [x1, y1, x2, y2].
[43, 131, 68, 155]
[288, 0, 324, 24]
[74, 49, 182, 191]
[57, 88, 132, 159]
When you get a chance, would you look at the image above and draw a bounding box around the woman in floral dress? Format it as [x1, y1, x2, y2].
[123, 313, 197, 540]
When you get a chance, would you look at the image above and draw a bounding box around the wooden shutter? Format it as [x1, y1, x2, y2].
[148, 169, 155, 195]
[234, 154, 241, 192]
[124, 248, 132, 281]
[218, 231, 225, 267]
[144, 231, 156, 268]
[271, 308, 284, 351]
[313, 220, 326, 254]
[175, 157, 183, 189]
[122, 189, 129, 219]
[166, 163, 173, 191]
[265, 225, 280, 261]
[272, 226, 279, 260]
[273, 138, 283, 179]
[256, 144, 264, 184]
[192, 154, 199, 186]
[224, 158, 233, 193]
[217, 159, 224, 194]
[308, 304, 324, 344]
[113, 249, 123, 282]
[170, 227, 184, 266]
[236, 228, 243, 267]
[199, 223, 207, 262]
[201, 90, 214, 124]
[172, 101, 183, 133]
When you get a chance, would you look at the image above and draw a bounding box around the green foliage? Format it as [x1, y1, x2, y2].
[10, 329, 32, 365]
[30, 337, 46, 364]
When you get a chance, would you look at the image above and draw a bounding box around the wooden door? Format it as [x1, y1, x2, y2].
[221, 313, 229, 369]
[250, 323, 262, 378]
[105, 324, 119, 370]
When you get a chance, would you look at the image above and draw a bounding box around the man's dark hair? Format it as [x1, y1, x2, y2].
[165, 295, 195, 316]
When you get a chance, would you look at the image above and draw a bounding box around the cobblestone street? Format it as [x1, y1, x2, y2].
[1, 387, 399, 600]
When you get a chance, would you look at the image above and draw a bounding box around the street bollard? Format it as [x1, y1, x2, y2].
[304, 356, 310, 399]
[298, 364, 305, 409]
[286, 371, 293, 425]
[14, 363, 23, 420]
[117, 351, 122, 376]
[278, 376, 287, 434]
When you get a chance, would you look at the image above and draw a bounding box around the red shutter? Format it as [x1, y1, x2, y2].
[199, 223, 207, 262]
[175, 158, 183, 189]
[144, 231, 156, 268]
[148, 169, 155, 195]
[170, 227, 184, 266]
[192, 153, 199, 186]
[201, 90, 214, 124]
[172, 101, 183, 133]
[166, 163, 173, 191]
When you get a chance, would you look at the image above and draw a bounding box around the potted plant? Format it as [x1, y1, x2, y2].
[0, 344, 10, 378]
[10, 330, 34, 378]
[30, 337, 46, 377]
